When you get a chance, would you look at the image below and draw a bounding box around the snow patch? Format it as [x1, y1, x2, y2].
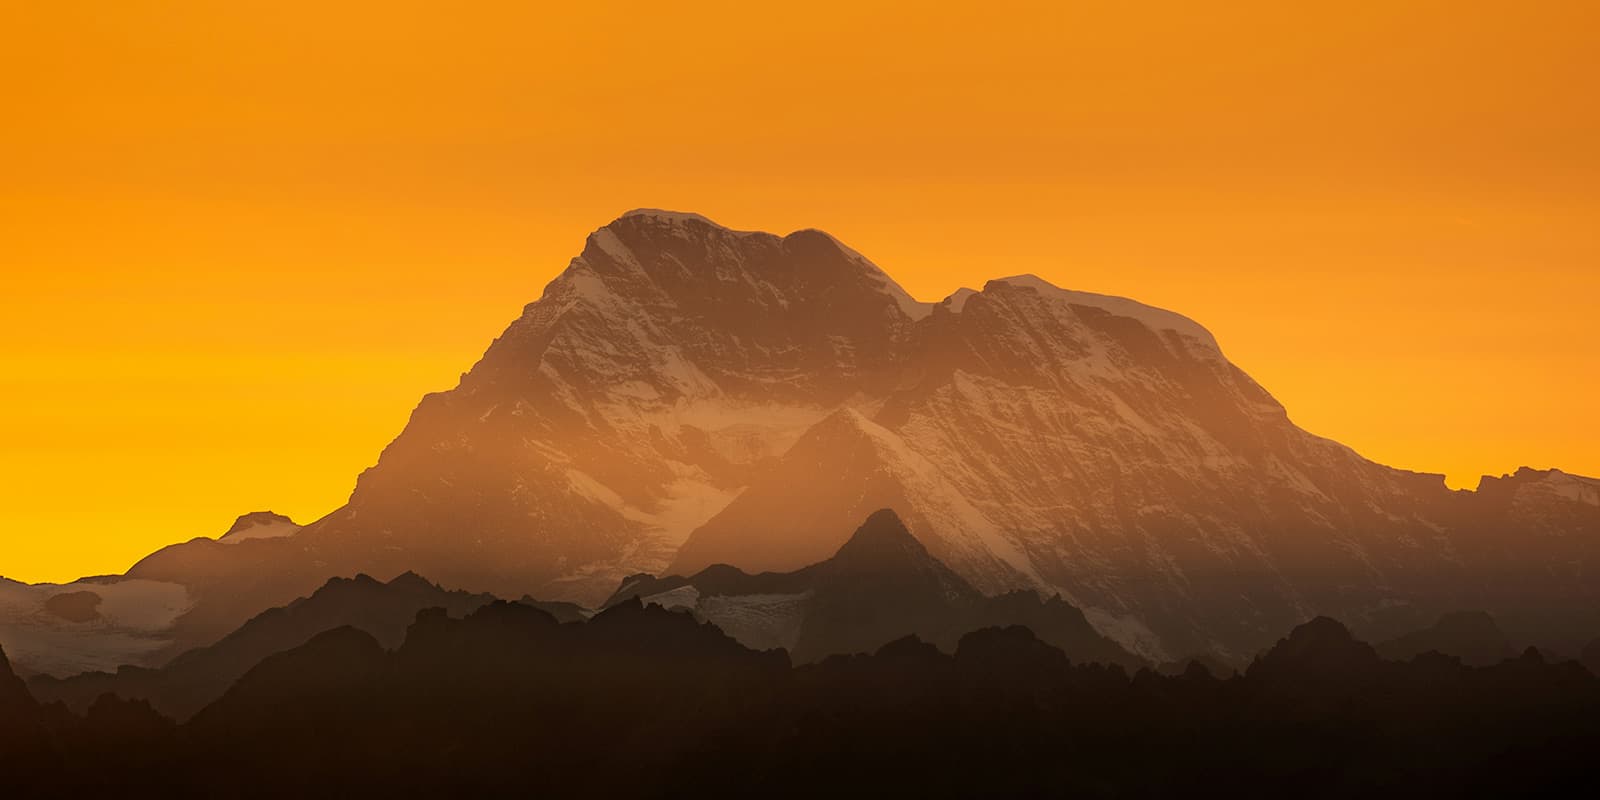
[640, 584, 701, 611]
[589, 227, 641, 266]
[618, 208, 726, 228]
[0, 577, 191, 676]
[1081, 606, 1169, 663]
[220, 518, 301, 544]
[835, 408, 1047, 588]
[847, 251, 932, 321]
[941, 287, 978, 313]
[1542, 470, 1600, 506]
[562, 467, 742, 554]
[696, 592, 812, 652]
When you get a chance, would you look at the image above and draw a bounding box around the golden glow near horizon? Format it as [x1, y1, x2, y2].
[2, 2, 1597, 583]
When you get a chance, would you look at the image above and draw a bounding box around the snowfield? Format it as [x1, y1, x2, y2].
[0, 576, 190, 676]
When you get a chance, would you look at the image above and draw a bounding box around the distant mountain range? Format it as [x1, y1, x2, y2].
[3, 209, 1597, 675]
[28, 510, 1134, 716]
[26, 572, 498, 720]
[27, 505, 1595, 729]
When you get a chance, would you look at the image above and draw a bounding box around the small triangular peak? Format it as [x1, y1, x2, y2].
[829, 509, 936, 566]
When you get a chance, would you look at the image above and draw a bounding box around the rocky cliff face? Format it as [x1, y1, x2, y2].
[51, 210, 1600, 664]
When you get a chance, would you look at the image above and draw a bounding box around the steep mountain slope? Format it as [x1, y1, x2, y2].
[609, 509, 1141, 666]
[7, 209, 1594, 671]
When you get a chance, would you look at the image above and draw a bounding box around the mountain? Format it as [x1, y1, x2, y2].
[1375, 611, 1516, 667]
[28, 572, 496, 720]
[607, 509, 1140, 666]
[7, 209, 1597, 672]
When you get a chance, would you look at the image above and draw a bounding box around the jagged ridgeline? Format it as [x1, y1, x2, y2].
[3, 605, 1599, 797]
[4, 209, 1597, 677]
[27, 511, 1140, 720]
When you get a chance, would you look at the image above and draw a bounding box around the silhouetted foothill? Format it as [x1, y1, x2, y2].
[1157, 652, 1236, 678]
[0, 644, 63, 787]
[5, 604, 1600, 796]
[1249, 616, 1381, 681]
[955, 625, 1071, 679]
[872, 634, 947, 667]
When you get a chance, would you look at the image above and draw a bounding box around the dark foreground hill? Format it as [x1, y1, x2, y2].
[3, 602, 1597, 798]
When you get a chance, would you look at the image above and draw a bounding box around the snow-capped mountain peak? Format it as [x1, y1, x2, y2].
[218, 512, 301, 544]
[62, 211, 1598, 669]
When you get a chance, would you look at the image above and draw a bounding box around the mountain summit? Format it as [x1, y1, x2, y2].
[218, 512, 300, 544]
[829, 509, 947, 573]
[21, 210, 1597, 668]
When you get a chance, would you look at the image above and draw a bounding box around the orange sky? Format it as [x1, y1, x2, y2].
[2, 1, 1597, 584]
